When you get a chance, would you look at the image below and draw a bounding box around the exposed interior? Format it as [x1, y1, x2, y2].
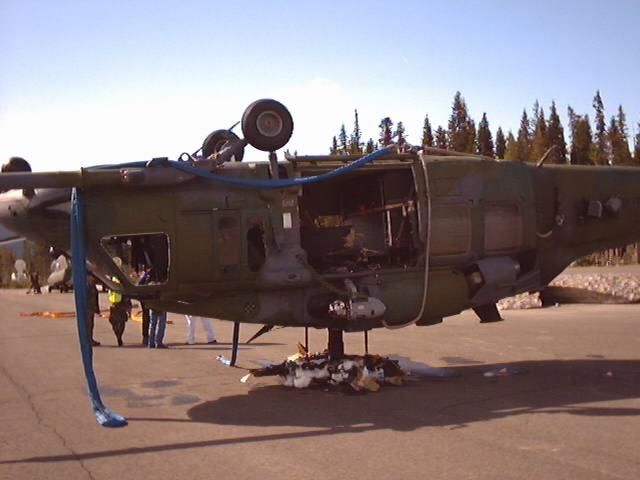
[299, 168, 421, 273]
[100, 233, 169, 284]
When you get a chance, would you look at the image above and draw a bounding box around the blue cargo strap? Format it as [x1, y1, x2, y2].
[70, 188, 127, 427]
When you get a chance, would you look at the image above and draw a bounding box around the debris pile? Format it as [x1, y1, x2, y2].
[242, 344, 405, 392]
[498, 272, 640, 310]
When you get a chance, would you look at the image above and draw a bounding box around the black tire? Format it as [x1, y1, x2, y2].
[201, 129, 245, 162]
[241, 99, 293, 152]
[1, 156, 31, 173]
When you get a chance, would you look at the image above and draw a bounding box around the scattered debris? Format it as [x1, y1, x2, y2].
[244, 343, 405, 392]
[216, 355, 231, 366]
[478, 366, 530, 377]
[20, 311, 79, 318]
[390, 355, 460, 378]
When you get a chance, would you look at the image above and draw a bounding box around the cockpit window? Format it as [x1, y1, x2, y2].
[100, 233, 170, 284]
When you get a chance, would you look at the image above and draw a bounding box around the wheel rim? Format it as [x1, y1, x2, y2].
[256, 111, 283, 137]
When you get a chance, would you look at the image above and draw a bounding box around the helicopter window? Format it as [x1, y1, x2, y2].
[100, 233, 169, 284]
[430, 203, 472, 256]
[217, 216, 241, 269]
[484, 204, 522, 253]
[247, 222, 266, 272]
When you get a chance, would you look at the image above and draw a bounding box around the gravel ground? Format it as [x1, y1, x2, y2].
[498, 270, 640, 310]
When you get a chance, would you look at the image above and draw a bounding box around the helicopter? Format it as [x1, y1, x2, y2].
[1, 98, 640, 426]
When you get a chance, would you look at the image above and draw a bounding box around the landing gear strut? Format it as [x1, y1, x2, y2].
[327, 329, 345, 359]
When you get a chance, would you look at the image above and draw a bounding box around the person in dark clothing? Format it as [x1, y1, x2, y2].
[140, 302, 150, 346]
[148, 309, 168, 349]
[137, 268, 152, 346]
[27, 272, 41, 294]
[86, 276, 101, 346]
[30, 272, 42, 294]
[109, 302, 129, 347]
[108, 281, 131, 347]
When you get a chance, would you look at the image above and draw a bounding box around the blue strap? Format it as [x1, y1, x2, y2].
[166, 147, 394, 188]
[92, 147, 393, 188]
[70, 188, 127, 427]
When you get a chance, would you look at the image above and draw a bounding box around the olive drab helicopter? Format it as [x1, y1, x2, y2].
[2, 98, 640, 426]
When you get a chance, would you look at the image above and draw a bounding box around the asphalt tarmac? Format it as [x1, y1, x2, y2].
[1, 277, 639, 480]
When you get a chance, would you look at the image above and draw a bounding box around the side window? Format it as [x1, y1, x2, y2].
[101, 233, 170, 284]
[430, 203, 472, 256]
[247, 220, 266, 272]
[217, 216, 241, 269]
[484, 204, 523, 253]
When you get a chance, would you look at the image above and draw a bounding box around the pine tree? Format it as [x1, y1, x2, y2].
[435, 126, 447, 149]
[447, 91, 475, 152]
[476, 113, 494, 157]
[365, 138, 375, 153]
[567, 106, 579, 140]
[467, 119, 476, 153]
[25, 242, 51, 281]
[0, 247, 16, 287]
[546, 101, 567, 164]
[504, 131, 519, 161]
[379, 117, 394, 146]
[421, 114, 433, 147]
[349, 109, 363, 154]
[330, 136, 338, 155]
[570, 115, 593, 165]
[338, 124, 348, 154]
[495, 127, 506, 159]
[531, 100, 540, 130]
[634, 122, 640, 165]
[617, 105, 629, 139]
[395, 121, 407, 150]
[592, 90, 608, 165]
[611, 105, 632, 165]
[608, 114, 632, 165]
[516, 109, 531, 162]
[530, 107, 548, 163]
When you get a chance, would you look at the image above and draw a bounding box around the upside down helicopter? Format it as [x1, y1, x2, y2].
[2, 98, 640, 426]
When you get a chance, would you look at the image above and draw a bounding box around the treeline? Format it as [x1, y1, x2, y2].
[329, 90, 640, 166]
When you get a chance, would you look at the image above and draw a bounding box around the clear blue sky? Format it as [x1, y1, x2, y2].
[1, 0, 639, 170]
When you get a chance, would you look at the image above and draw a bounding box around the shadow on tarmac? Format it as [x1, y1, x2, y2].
[185, 358, 640, 431]
[3, 358, 639, 464]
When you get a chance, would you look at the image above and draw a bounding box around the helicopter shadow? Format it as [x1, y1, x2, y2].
[3, 358, 639, 466]
[185, 358, 640, 432]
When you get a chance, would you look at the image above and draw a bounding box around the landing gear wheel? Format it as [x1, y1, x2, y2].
[241, 99, 293, 152]
[1, 156, 31, 173]
[201, 129, 245, 162]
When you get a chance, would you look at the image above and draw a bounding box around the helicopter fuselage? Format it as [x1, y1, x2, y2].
[2, 151, 639, 331]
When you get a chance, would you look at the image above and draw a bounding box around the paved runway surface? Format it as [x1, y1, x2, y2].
[1, 274, 639, 479]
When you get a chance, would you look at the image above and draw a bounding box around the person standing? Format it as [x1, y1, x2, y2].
[137, 268, 152, 346]
[86, 276, 101, 347]
[29, 272, 41, 294]
[140, 302, 151, 346]
[108, 280, 130, 347]
[184, 315, 217, 345]
[148, 309, 168, 349]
